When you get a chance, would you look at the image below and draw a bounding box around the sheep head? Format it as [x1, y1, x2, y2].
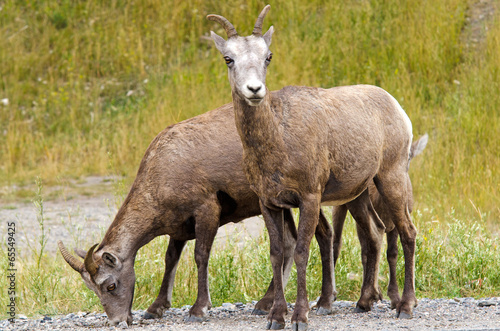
[58, 240, 135, 326]
[208, 5, 274, 106]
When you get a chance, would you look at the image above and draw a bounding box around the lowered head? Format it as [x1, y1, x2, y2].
[58, 240, 135, 326]
[207, 5, 274, 107]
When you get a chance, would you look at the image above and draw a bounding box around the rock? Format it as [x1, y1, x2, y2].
[221, 302, 235, 310]
[478, 300, 497, 307]
[117, 320, 129, 328]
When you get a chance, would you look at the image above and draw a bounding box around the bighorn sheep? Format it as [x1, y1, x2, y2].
[58, 103, 336, 326]
[208, 5, 418, 330]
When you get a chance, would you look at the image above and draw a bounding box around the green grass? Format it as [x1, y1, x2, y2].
[0, 0, 499, 320]
[1, 207, 499, 318]
[1, 0, 499, 225]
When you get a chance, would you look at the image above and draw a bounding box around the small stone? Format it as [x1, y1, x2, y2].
[235, 302, 244, 308]
[0, 320, 11, 328]
[222, 302, 234, 309]
[18, 314, 28, 320]
[117, 320, 129, 328]
[478, 300, 497, 307]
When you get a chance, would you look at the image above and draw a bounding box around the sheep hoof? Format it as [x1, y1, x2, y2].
[143, 311, 157, 319]
[252, 308, 268, 315]
[397, 311, 412, 319]
[185, 314, 204, 323]
[292, 322, 308, 331]
[316, 306, 333, 315]
[354, 306, 368, 313]
[266, 321, 285, 330]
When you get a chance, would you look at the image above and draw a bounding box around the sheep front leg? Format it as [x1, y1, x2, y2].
[253, 209, 297, 315]
[260, 201, 288, 330]
[145, 239, 186, 319]
[291, 195, 321, 331]
[187, 202, 221, 322]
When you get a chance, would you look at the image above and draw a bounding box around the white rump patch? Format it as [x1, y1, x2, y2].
[387, 92, 413, 156]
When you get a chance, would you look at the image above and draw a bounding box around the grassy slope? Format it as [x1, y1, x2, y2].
[0, 0, 499, 318]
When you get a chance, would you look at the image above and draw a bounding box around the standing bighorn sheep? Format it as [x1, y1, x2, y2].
[58, 104, 336, 326]
[208, 5, 418, 330]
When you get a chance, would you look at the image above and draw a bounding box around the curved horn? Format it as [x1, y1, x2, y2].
[58, 240, 84, 273]
[84, 243, 99, 276]
[253, 5, 271, 36]
[207, 14, 238, 39]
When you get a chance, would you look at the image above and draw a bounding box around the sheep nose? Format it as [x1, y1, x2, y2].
[247, 84, 262, 94]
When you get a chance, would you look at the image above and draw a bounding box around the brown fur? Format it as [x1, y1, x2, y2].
[230, 84, 418, 328]
[208, 6, 419, 328]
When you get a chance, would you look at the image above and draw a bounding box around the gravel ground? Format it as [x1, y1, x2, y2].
[2, 298, 499, 330]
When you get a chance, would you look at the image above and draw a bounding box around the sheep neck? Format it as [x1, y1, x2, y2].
[232, 89, 288, 193]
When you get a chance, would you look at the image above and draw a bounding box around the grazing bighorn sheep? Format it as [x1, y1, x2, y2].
[333, 133, 427, 308]
[208, 5, 418, 330]
[58, 103, 336, 326]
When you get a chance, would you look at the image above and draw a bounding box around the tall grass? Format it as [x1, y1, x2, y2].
[1, 0, 498, 224]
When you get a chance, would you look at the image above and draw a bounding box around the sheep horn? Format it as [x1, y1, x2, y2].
[58, 240, 84, 273]
[84, 243, 99, 277]
[253, 5, 271, 36]
[207, 14, 238, 39]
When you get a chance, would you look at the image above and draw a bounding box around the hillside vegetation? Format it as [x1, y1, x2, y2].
[1, 0, 499, 223]
[0, 0, 499, 318]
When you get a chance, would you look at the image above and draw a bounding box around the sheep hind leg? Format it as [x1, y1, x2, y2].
[332, 205, 348, 268]
[314, 208, 336, 315]
[386, 228, 401, 309]
[253, 208, 297, 315]
[374, 172, 417, 318]
[145, 239, 187, 319]
[347, 189, 385, 313]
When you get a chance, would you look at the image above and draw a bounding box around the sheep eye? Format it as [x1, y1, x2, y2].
[266, 53, 272, 63]
[107, 284, 116, 291]
[224, 56, 233, 65]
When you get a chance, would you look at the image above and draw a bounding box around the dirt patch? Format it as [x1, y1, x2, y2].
[461, 0, 497, 51]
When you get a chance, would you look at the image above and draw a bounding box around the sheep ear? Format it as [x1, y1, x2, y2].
[74, 248, 87, 259]
[263, 26, 273, 47]
[210, 31, 227, 53]
[102, 252, 121, 268]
